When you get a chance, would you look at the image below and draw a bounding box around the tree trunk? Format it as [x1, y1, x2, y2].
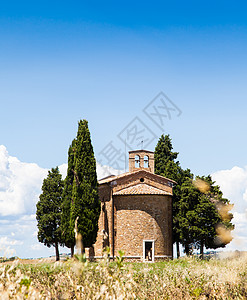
[55, 243, 60, 261]
[200, 241, 204, 259]
[71, 245, 74, 258]
[81, 240, 85, 255]
[176, 241, 180, 258]
[184, 244, 190, 256]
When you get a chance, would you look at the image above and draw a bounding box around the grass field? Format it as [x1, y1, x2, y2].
[0, 252, 246, 299]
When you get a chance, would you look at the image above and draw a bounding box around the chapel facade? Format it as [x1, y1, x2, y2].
[91, 150, 175, 262]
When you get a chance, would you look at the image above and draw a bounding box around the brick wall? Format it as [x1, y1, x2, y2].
[114, 194, 172, 258]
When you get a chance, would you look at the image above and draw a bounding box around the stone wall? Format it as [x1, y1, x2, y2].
[114, 194, 173, 259]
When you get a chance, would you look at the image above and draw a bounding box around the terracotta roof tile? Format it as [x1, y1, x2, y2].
[113, 183, 172, 195]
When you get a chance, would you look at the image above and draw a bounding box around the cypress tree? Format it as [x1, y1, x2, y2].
[70, 120, 101, 253]
[154, 134, 192, 257]
[154, 134, 179, 181]
[61, 139, 76, 257]
[178, 177, 201, 255]
[172, 168, 193, 257]
[36, 167, 64, 261]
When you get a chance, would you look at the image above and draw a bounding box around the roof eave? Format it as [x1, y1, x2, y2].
[98, 169, 177, 185]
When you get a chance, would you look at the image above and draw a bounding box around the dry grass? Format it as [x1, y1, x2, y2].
[0, 252, 246, 299]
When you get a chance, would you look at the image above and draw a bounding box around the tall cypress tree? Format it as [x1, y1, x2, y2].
[154, 134, 192, 257]
[154, 134, 179, 181]
[61, 139, 76, 257]
[36, 167, 64, 261]
[70, 120, 101, 252]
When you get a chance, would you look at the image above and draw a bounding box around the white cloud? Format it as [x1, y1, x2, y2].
[0, 145, 48, 216]
[0, 236, 23, 250]
[0, 145, 122, 258]
[58, 163, 68, 179]
[0, 236, 23, 246]
[20, 214, 36, 221]
[96, 161, 124, 180]
[212, 166, 247, 251]
[212, 166, 247, 212]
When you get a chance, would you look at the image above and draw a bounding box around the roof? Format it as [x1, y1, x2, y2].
[113, 183, 172, 195]
[98, 169, 176, 185]
[128, 149, 154, 154]
[98, 174, 116, 181]
[98, 171, 131, 184]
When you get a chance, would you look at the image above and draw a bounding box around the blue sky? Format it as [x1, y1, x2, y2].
[0, 1, 247, 258]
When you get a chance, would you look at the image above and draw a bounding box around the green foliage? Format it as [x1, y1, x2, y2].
[61, 120, 101, 254]
[154, 134, 179, 181]
[172, 168, 193, 249]
[116, 250, 125, 270]
[36, 167, 64, 259]
[178, 175, 234, 255]
[154, 134, 193, 252]
[61, 139, 77, 251]
[70, 120, 101, 249]
[194, 175, 234, 251]
[19, 277, 31, 290]
[74, 253, 87, 263]
[154, 134, 234, 256]
[175, 177, 200, 253]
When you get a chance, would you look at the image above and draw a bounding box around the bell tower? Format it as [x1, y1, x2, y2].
[129, 150, 154, 173]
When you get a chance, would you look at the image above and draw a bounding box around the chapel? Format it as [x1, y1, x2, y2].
[91, 149, 175, 262]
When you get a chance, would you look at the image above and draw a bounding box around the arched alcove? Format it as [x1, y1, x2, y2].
[144, 155, 149, 168]
[135, 155, 140, 168]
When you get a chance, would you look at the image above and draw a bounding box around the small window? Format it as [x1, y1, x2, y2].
[144, 155, 149, 168]
[140, 178, 144, 183]
[135, 155, 140, 168]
